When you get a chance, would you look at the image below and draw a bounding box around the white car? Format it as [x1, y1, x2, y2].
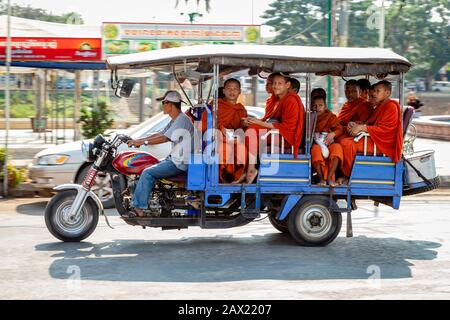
[29, 106, 264, 207]
[432, 81, 450, 93]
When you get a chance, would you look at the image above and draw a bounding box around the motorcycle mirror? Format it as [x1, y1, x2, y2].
[115, 79, 136, 98]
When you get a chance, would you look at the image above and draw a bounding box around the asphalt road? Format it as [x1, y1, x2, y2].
[1, 192, 450, 300]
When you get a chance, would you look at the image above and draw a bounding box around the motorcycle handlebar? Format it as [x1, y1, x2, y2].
[108, 134, 132, 149]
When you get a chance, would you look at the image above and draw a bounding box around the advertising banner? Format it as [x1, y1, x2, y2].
[102, 23, 260, 57]
[0, 37, 102, 61]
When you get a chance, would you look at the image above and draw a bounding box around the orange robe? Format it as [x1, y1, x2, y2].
[247, 92, 304, 158]
[340, 99, 403, 177]
[201, 98, 248, 182]
[261, 94, 279, 121]
[335, 98, 373, 141]
[311, 110, 344, 181]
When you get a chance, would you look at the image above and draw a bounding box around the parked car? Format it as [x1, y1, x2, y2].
[432, 81, 450, 93]
[55, 78, 89, 90]
[29, 106, 264, 208]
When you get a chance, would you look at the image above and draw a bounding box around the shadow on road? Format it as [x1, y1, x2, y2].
[16, 201, 118, 216]
[35, 234, 441, 282]
[16, 200, 47, 216]
[16, 201, 48, 216]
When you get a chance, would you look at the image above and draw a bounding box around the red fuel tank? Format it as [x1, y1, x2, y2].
[112, 151, 159, 175]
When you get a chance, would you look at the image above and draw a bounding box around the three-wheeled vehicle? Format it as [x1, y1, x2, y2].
[44, 45, 440, 246]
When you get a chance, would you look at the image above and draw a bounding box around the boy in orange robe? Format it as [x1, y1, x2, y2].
[200, 78, 248, 183]
[335, 80, 373, 142]
[357, 78, 371, 101]
[311, 96, 344, 187]
[238, 74, 305, 184]
[339, 80, 403, 183]
[261, 73, 279, 121]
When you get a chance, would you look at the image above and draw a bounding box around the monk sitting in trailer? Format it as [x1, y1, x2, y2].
[288, 77, 301, 94]
[261, 73, 279, 121]
[199, 78, 248, 183]
[338, 80, 403, 184]
[334, 79, 373, 143]
[310, 96, 344, 187]
[237, 73, 305, 184]
[357, 78, 372, 102]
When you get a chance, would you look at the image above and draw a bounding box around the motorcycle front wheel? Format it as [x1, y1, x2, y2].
[45, 190, 99, 242]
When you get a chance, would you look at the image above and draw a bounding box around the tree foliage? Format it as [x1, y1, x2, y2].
[263, 0, 449, 83]
[262, 0, 328, 46]
[0, 0, 84, 24]
[78, 100, 114, 139]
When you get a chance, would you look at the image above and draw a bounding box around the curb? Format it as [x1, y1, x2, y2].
[1, 183, 53, 198]
[439, 175, 450, 188]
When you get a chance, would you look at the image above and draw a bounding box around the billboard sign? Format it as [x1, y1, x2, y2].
[0, 37, 102, 61]
[102, 22, 260, 57]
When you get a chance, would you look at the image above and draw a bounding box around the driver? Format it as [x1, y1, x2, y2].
[125, 90, 195, 218]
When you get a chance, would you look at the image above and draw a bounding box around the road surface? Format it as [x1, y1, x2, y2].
[0, 192, 450, 299]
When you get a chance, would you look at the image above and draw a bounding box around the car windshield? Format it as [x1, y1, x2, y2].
[126, 112, 167, 139]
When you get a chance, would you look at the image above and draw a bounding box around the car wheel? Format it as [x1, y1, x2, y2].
[77, 165, 115, 209]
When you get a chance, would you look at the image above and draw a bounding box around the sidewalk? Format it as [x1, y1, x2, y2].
[0, 129, 74, 160]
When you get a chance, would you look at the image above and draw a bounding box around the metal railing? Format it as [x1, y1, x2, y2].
[261, 129, 293, 154]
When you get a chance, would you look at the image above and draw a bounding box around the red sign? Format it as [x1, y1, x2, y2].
[0, 37, 102, 61]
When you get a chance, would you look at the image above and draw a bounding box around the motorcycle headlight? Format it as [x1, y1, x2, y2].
[37, 154, 70, 165]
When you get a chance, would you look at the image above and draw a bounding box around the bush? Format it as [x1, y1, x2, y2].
[78, 100, 114, 139]
[0, 148, 27, 189]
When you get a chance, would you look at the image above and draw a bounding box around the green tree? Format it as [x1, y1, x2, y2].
[262, 0, 328, 45]
[346, 0, 379, 47]
[385, 0, 449, 88]
[0, 1, 84, 24]
[78, 100, 114, 139]
[262, 0, 450, 87]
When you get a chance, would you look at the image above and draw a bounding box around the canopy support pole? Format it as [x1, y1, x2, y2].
[3, 0, 11, 196]
[74, 70, 81, 141]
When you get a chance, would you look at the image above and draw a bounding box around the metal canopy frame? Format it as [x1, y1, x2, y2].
[106, 44, 412, 77]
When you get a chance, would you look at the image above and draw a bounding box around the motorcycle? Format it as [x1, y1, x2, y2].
[44, 133, 256, 242]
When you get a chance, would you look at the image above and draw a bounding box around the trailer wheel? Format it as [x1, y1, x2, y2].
[268, 215, 289, 233]
[287, 197, 341, 246]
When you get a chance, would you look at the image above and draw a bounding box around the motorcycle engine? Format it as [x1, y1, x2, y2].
[147, 199, 162, 215]
[126, 176, 137, 195]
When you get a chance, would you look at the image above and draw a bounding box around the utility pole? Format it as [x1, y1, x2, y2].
[379, 0, 385, 48]
[3, 0, 11, 196]
[327, 0, 337, 110]
[337, 0, 349, 109]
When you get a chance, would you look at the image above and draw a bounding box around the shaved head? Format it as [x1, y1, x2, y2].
[374, 80, 392, 93]
[311, 88, 327, 101]
[288, 77, 300, 94]
[345, 79, 359, 88]
[357, 79, 372, 92]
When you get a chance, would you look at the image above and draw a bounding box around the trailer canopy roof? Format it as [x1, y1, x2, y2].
[106, 44, 411, 77]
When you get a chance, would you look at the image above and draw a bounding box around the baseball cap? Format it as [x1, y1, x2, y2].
[156, 90, 186, 104]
